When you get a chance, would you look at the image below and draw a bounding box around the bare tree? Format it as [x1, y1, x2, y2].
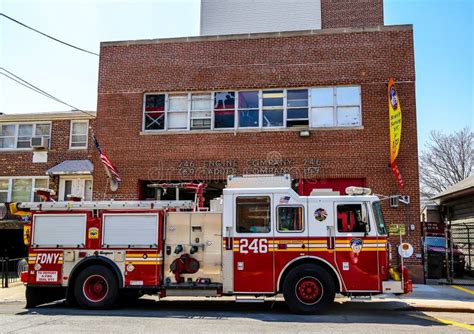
[420, 127, 473, 199]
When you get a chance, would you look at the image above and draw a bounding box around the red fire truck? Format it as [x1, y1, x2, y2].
[15, 175, 411, 314]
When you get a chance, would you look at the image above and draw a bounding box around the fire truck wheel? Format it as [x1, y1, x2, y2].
[283, 264, 335, 314]
[74, 265, 119, 309]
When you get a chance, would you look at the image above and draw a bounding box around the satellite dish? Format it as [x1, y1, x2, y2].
[398, 242, 414, 258]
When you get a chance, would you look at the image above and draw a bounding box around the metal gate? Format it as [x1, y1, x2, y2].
[448, 222, 474, 284]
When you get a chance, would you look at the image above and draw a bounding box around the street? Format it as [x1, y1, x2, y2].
[0, 296, 473, 333]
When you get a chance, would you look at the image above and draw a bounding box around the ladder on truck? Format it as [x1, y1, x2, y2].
[15, 200, 195, 211]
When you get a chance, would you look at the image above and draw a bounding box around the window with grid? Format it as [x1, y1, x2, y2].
[0, 179, 8, 202]
[70, 121, 88, 149]
[262, 90, 284, 127]
[191, 94, 212, 130]
[168, 94, 189, 130]
[144, 94, 165, 130]
[311, 86, 361, 127]
[0, 123, 50, 149]
[286, 89, 309, 127]
[214, 92, 235, 129]
[238, 91, 259, 128]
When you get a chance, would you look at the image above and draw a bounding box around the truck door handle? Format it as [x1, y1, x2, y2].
[226, 237, 233, 250]
[327, 227, 334, 250]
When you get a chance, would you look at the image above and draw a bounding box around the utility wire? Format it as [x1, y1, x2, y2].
[0, 13, 99, 56]
[0, 67, 96, 119]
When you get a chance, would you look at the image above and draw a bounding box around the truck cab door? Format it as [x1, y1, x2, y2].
[232, 194, 274, 293]
[333, 201, 380, 291]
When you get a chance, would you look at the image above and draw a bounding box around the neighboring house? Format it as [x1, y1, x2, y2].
[0, 111, 96, 238]
[94, 1, 421, 280]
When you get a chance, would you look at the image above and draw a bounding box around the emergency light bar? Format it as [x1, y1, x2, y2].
[345, 186, 372, 196]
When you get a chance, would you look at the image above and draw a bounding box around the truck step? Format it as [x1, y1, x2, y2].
[349, 295, 372, 301]
[235, 296, 266, 303]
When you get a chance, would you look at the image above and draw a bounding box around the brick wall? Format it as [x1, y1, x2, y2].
[321, 0, 384, 28]
[96, 26, 421, 279]
[0, 119, 95, 195]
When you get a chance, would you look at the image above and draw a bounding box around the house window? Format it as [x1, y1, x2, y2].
[238, 91, 259, 128]
[168, 94, 189, 130]
[286, 89, 309, 127]
[0, 124, 16, 149]
[70, 121, 89, 149]
[0, 179, 8, 202]
[191, 94, 212, 130]
[311, 86, 361, 127]
[214, 92, 235, 129]
[0, 177, 49, 202]
[262, 90, 284, 127]
[144, 94, 165, 130]
[0, 123, 51, 150]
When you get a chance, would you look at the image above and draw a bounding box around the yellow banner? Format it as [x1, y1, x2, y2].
[388, 78, 402, 164]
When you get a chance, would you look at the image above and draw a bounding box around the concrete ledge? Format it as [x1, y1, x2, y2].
[101, 24, 413, 47]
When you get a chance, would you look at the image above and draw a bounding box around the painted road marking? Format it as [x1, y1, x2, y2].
[411, 314, 474, 331]
[452, 285, 474, 296]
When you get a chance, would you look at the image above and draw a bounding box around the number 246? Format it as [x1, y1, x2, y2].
[239, 239, 268, 254]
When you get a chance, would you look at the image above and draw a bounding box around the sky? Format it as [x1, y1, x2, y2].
[0, 0, 472, 152]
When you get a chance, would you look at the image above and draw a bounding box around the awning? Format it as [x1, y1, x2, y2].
[46, 160, 94, 176]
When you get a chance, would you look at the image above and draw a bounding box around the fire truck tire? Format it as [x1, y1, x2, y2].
[283, 264, 335, 314]
[74, 265, 119, 309]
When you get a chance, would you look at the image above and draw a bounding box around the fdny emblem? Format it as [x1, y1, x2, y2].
[314, 208, 328, 222]
[350, 239, 363, 254]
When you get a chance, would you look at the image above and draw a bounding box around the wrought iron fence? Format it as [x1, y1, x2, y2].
[1, 257, 27, 288]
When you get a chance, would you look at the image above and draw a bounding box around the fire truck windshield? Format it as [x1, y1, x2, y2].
[372, 201, 387, 235]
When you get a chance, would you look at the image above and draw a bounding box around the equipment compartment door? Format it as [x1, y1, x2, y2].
[333, 202, 380, 291]
[233, 194, 274, 293]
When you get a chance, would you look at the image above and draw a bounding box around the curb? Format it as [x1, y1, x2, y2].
[396, 306, 474, 313]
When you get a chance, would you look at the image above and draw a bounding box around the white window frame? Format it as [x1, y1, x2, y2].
[69, 120, 89, 149]
[0, 176, 49, 202]
[213, 91, 237, 130]
[141, 85, 362, 133]
[0, 122, 52, 151]
[310, 86, 362, 128]
[190, 93, 213, 130]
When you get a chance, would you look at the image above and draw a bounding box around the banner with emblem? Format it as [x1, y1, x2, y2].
[388, 78, 404, 188]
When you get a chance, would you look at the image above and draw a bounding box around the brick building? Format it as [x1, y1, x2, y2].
[102, 0, 417, 280]
[0, 111, 95, 257]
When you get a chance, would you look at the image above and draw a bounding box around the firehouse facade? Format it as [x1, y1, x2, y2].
[94, 0, 420, 280]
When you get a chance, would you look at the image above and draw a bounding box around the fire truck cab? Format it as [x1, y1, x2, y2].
[18, 175, 411, 314]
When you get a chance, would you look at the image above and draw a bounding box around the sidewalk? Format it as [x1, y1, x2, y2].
[1, 283, 473, 312]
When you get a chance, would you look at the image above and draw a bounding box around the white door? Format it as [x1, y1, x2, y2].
[59, 177, 93, 200]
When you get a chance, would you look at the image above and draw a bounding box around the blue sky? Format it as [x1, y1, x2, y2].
[0, 0, 472, 152]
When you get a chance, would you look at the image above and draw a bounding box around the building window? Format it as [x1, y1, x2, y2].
[144, 94, 165, 130]
[142, 86, 361, 132]
[277, 206, 304, 232]
[238, 91, 259, 128]
[168, 94, 188, 130]
[214, 92, 235, 129]
[0, 179, 8, 202]
[262, 90, 284, 127]
[70, 121, 89, 149]
[191, 93, 212, 130]
[311, 86, 361, 127]
[236, 196, 271, 233]
[286, 89, 309, 127]
[0, 177, 49, 202]
[0, 123, 51, 150]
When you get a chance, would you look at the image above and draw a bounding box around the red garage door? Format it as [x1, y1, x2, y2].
[297, 178, 366, 196]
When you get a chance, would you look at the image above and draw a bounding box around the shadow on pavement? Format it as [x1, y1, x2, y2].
[14, 298, 448, 328]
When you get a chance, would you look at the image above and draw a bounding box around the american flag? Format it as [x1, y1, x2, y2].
[93, 135, 122, 183]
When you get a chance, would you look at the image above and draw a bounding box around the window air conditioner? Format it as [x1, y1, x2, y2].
[30, 136, 49, 149]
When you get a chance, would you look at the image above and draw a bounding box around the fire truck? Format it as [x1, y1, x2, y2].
[14, 175, 412, 314]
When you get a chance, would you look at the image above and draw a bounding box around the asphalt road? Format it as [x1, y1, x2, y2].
[0, 298, 473, 334]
